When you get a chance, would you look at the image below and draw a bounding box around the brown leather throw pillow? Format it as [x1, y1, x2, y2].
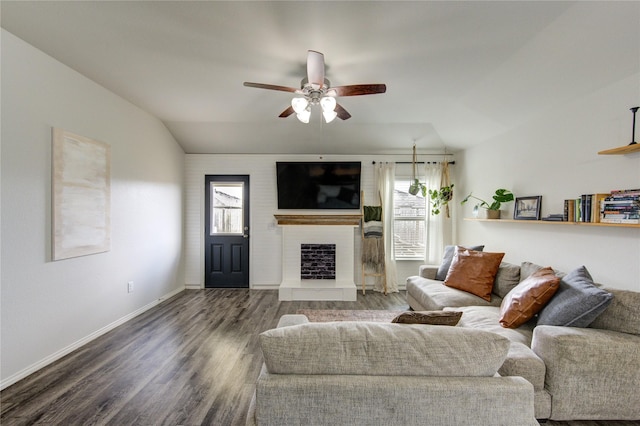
[499, 267, 560, 329]
[391, 310, 463, 326]
[444, 247, 505, 301]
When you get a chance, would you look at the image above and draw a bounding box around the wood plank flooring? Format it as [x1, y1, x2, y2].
[1, 289, 638, 426]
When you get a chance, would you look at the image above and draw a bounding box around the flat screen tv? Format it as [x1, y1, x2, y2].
[276, 162, 361, 209]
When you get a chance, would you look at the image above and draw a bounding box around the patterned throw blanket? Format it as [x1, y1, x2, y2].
[363, 220, 383, 238]
[362, 206, 384, 271]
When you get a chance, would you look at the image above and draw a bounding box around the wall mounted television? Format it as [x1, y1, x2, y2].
[276, 161, 361, 209]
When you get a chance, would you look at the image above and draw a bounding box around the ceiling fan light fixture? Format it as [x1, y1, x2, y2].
[296, 109, 311, 123]
[323, 109, 337, 123]
[320, 96, 337, 112]
[291, 97, 309, 114]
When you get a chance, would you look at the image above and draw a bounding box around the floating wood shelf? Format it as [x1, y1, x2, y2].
[598, 143, 640, 155]
[274, 214, 361, 226]
[464, 218, 640, 228]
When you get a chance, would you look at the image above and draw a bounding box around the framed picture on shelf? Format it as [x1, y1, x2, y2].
[514, 196, 542, 220]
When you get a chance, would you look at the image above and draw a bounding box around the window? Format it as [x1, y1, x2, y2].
[209, 183, 244, 235]
[393, 179, 426, 259]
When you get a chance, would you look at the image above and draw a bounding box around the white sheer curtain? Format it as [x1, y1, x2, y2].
[374, 162, 399, 293]
[424, 162, 454, 265]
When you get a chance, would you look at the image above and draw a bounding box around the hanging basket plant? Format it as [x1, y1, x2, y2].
[428, 184, 454, 215]
[408, 144, 427, 196]
[428, 159, 454, 217]
[409, 179, 427, 196]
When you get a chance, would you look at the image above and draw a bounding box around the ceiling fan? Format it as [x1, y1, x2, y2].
[243, 50, 386, 123]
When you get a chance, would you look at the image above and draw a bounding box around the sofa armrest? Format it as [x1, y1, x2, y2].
[419, 264, 439, 279]
[276, 314, 309, 328]
[532, 325, 640, 420]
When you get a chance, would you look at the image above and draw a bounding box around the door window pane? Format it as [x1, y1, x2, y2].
[210, 183, 243, 235]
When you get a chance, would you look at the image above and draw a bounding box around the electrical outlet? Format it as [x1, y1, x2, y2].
[127, 281, 134, 293]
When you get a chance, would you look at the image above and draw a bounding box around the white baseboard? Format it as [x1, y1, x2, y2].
[251, 283, 280, 290]
[0, 286, 185, 391]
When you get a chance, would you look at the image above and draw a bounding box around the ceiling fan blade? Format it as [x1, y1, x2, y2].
[279, 106, 295, 118]
[243, 82, 299, 93]
[335, 103, 352, 120]
[331, 84, 387, 97]
[307, 50, 325, 89]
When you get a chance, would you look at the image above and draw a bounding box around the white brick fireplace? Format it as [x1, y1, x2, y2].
[275, 215, 360, 301]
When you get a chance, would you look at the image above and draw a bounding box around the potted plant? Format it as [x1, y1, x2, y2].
[409, 178, 427, 196]
[461, 188, 514, 219]
[408, 144, 426, 196]
[428, 184, 454, 215]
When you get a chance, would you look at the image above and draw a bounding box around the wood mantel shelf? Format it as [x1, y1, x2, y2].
[274, 214, 361, 226]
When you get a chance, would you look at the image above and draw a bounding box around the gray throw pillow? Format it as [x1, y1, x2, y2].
[435, 244, 484, 281]
[537, 265, 613, 327]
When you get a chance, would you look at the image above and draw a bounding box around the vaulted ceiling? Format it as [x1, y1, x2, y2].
[2, 1, 638, 154]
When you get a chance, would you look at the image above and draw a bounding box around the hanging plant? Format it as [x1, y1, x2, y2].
[428, 184, 454, 215]
[409, 178, 427, 197]
[408, 144, 427, 196]
[428, 159, 454, 216]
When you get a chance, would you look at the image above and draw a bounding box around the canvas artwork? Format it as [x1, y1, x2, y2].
[52, 128, 111, 260]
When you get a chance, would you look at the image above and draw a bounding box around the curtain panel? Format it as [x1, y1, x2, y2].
[424, 162, 455, 265]
[374, 162, 399, 293]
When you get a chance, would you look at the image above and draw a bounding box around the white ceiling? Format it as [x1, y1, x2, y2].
[2, 1, 638, 155]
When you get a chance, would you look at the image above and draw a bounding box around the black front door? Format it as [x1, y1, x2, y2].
[204, 175, 249, 288]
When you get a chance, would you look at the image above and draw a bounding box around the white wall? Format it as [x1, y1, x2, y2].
[456, 73, 640, 291]
[0, 30, 186, 387]
[185, 154, 446, 290]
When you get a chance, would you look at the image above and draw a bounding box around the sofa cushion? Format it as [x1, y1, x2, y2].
[499, 267, 560, 328]
[445, 305, 534, 346]
[406, 276, 502, 310]
[589, 288, 640, 336]
[537, 265, 613, 327]
[259, 322, 510, 377]
[442, 306, 546, 392]
[444, 247, 505, 301]
[391, 310, 462, 326]
[435, 244, 484, 280]
[493, 262, 521, 298]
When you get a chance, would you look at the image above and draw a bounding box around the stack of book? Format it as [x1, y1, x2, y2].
[601, 189, 640, 224]
[564, 193, 609, 223]
[542, 213, 565, 221]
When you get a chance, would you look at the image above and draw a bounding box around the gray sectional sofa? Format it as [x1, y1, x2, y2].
[406, 260, 640, 421]
[247, 314, 539, 426]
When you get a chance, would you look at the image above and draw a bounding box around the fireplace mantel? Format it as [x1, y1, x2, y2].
[274, 214, 361, 226]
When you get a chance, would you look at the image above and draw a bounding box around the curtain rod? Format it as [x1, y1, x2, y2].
[372, 161, 455, 165]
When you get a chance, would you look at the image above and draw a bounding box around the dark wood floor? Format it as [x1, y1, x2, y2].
[1, 289, 639, 426]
